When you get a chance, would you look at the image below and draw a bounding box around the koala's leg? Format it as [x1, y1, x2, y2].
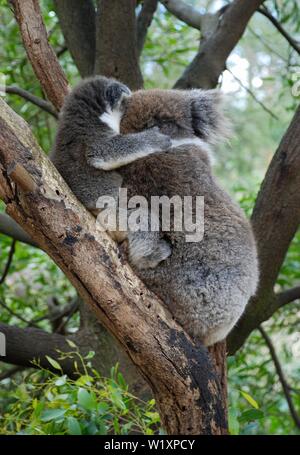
[202, 319, 237, 346]
[126, 208, 172, 270]
[128, 231, 171, 270]
[94, 202, 171, 269]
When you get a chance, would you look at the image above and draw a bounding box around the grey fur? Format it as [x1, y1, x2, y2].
[51, 77, 259, 346]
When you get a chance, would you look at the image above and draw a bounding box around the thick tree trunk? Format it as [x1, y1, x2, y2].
[53, 0, 96, 77]
[94, 0, 143, 89]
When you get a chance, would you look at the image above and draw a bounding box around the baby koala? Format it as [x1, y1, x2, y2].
[52, 77, 259, 346]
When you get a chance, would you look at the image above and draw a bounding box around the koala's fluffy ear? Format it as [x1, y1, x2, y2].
[190, 89, 230, 144]
[105, 82, 131, 109]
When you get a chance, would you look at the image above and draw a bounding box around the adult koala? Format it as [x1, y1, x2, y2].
[52, 76, 258, 346]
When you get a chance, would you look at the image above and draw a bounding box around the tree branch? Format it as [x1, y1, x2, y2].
[226, 68, 279, 120]
[0, 213, 38, 247]
[94, 0, 143, 90]
[0, 322, 83, 378]
[228, 104, 300, 353]
[258, 6, 300, 55]
[0, 97, 227, 435]
[160, 0, 203, 29]
[0, 240, 16, 285]
[137, 0, 158, 57]
[53, 0, 96, 77]
[259, 326, 300, 429]
[2, 85, 58, 118]
[10, 0, 69, 111]
[276, 286, 300, 308]
[175, 0, 266, 89]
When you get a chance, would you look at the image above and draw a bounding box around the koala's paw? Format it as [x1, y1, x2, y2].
[145, 127, 172, 152]
[129, 238, 172, 270]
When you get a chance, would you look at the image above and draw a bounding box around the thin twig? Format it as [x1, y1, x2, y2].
[0, 297, 38, 327]
[248, 26, 289, 62]
[258, 6, 300, 55]
[0, 239, 16, 285]
[226, 67, 279, 120]
[259, 326, 300, 429]
[54, 299, 80, 334]
[2, 85, 58, 118]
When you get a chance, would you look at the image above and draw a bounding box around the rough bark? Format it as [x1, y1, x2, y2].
[94, 0, 143, 90]
[53, 0, 96, 77]
[175, 0, 266, 89]
[10, 0, 69, 110]
[228, 104, 300, 353]
[0, 98, 227, 435]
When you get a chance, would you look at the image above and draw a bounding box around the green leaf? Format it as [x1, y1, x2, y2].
[97, 402, 109, 415]
[41, 408, 66, 422]
[66, 339, 77, 348]
[240, 390, 259, 409]
[45, 356, 62, 372]
[77, 388, 97, 411]
[239, 409, 264, 423]
[111, 390, 126, 410]
[75, 375, 93, 386]
[85, 351, 95, 360]
[67, 417, 82, 435]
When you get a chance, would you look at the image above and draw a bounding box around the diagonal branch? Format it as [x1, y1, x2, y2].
[258, 6, 300, 55]
[175, 0, 266, 89]
[259, 326, 300, 429]
[2, 85, 58, 118]
[53, 0, 96, 76]
[10, 0, 69, 111]
[137, 0, 158, 57]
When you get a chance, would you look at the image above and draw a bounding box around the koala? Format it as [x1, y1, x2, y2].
[52, 76, 259, 346]
[51, 76, 172, 266]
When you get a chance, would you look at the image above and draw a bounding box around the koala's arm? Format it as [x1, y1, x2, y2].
[86, 128, 171, 171]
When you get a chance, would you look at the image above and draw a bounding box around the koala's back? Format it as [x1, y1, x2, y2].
[119, 144, 258, 345]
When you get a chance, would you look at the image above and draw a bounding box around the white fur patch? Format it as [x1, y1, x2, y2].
[99, 105, 122, 134]
[171, 137, 215, 165]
